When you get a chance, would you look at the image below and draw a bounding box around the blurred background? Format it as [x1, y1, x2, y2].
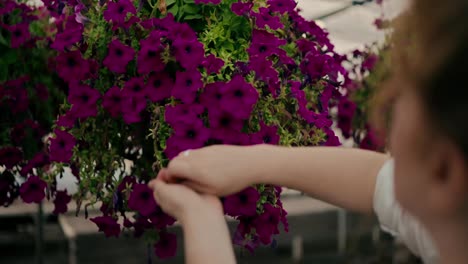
[0, 0, 416, 263]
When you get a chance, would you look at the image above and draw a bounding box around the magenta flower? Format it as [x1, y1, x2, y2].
[267, 0, 296, 14]
[231, 1, 253, 16]
[90, 215, 121, 238]
[35, 84, 49, 101]
[68, 83, 101, 119]
[300, 52, 333, 81]
[154, 231, 177, 259]
[55, 51, 90, 83]
[202, 54, 224, 74]
[164, 103, 204, 126]
[19, 176, 47, 204]
[248, 29, 286, 58]
[51, 27, 83, 51]
[57, 111, 77, 129]
[137, 32, 165, 75]
[8, 23, 30, 48]
[173, 39, 205, 70]
[103, 86, 124, 117]
[252, 8, 283, 30]
[0, 147, 23, 169]
[49, 129, 76, 163]
[103, 40, 135, 74]
[148, 208, 176, 229]
[360, 127, 383, 151]
[323, 128, 341, 147]
[121, 95, 147, 124]
[249, 57, 280, 96]
[219, 76, 259, 119]
[172, 71, 203, 103]
[200, 81, 224, 110]
[146, 72, 173, 102]
[103, 0, 137, 26]
[168, 23, 197, 42]
[338, 97, 357, 118]
[208, 110, 244, 133]
[254, 204, 281, 245]
[20, 152, 49, 177]
[172, 118, 210, 150]
[362, 54, 378, 71]
[53, 190, 72, 214]
[194, 0, 221, 4]
[123, 77, 147, 98]
[3, 84, 29, 114]
[251, 123, 280, 145]
[117, 175, 137, 192]
[128, 183, 157, 216]
[223, 187, 260, 217]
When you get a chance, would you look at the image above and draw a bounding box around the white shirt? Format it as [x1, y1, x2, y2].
[373, 160, 439, 264]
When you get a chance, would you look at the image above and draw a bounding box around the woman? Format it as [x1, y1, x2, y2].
[149, 0, 468, 263]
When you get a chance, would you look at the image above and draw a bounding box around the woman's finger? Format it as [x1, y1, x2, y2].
[167, 158, 196, 182]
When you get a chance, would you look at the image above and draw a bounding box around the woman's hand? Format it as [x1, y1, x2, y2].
[149, 169, 223, 222]
[163, 144, 274, 196]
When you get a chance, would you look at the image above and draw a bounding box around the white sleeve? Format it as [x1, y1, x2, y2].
[373, 159, 439, 264]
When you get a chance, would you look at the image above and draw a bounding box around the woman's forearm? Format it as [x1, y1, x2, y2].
[182, 207, 236, 264]
[252, 146, 389, 214]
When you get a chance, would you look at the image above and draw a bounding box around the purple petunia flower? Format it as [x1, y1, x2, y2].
[202, 54, 224, 74]
[3, 86, 29, 114]
[300, 52, 333, 81]
[249, 57, 280, 96]
[120, 95, 147, 124]
[173, 39, 205, 70]
[208, 110, 244, 133]
[200, 81, 225, 110]
[53, 190, 72, 214]
[323, 127, 341, 147]
[171, 118, 210, 150]
[57, 111, 77, 129]
[0, 147, 23, 169]
[360, 126, 383, 151]
[103, 86, 124, 118]
[164, 103, 204, 126]
[55, 51, 90, 83]
[117, 175, 137, 192]
[103, 40, 135, 74]
[103, 0, 137, 26]
[251, 123, 280, 145]
[8, 23, 30, 48]
[219, 75, 259, 119]
[146, 72, 173, 102]
[172, 71, 203, 103]
[148, 207, 176, 229]
[20, 152, 49, 177]
[90, 215, 121, 238]
[137, 32, 165, 75]
[123, 77, 147, 98]
[49, 129, 76, 163]
[267, 0, 296, 14]
[19, 176, 47, 204]
[251, 7, 283, 30]
[128, 183, 158, 216]
[248, 29, 286, 58]
[362, 54, 378, 71]
[253, 204, 281, 245]
[223, 187, 260, 217]
[231, 1, 253, 16]
[68, 83, 101, 119]
[168, 23, 197, 42]
[154, 231, 177, 259]
[194, 0, 221, 4]
[35, 84, 49, 101]
[51, 27, 83, 51]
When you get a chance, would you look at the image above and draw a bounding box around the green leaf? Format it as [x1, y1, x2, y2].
[182, 4, 199, 14]
[168, 4, 179, 16]
[184, 14, 203, 20]
[166, 0, 176, 6]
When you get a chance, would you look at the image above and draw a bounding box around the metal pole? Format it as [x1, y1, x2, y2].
[35, 202, 44, 264]
[337, 209, 347, 254]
